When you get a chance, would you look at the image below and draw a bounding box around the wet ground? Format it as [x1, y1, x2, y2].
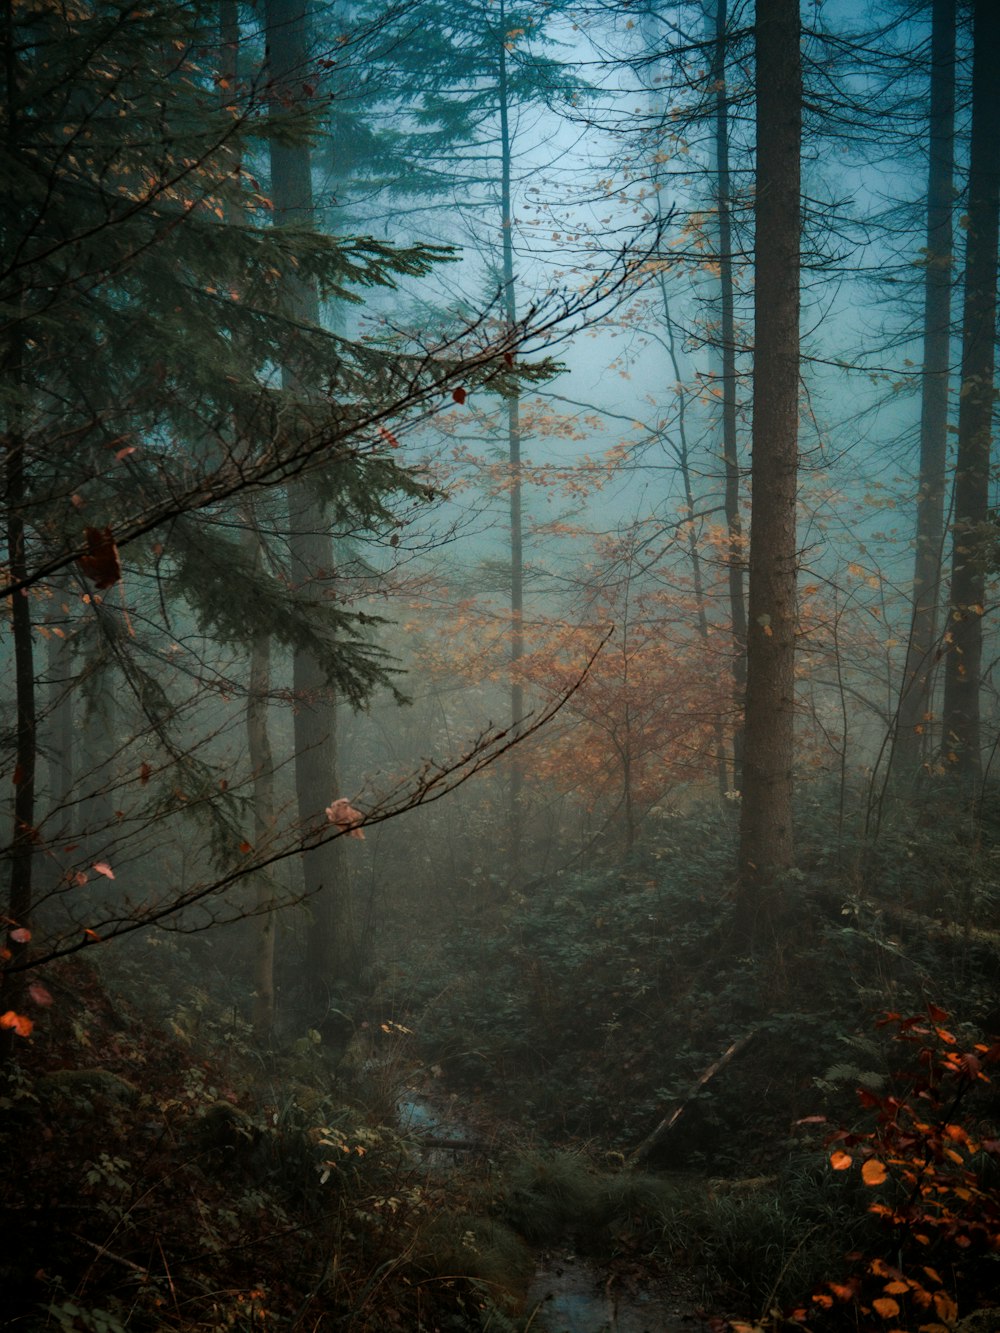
[398, 1091, 704, 1333]
[526, 1255, 699, 1332]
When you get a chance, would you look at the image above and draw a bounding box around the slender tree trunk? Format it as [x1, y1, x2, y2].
[244, 518, 277, 1042]
[940, 0, 1000, 791]
[266, 0, 353, 1008]
[736, 0, 801, 938]
[713, 0, 748, 791]
[894, 0, 956, 786]
[45, 591, 75, 835]
[498, 8, 524, 882]
[660, 287, 728, 798]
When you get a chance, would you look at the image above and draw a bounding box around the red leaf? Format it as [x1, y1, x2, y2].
[9, 927, 31, 944]
[12, 763, 24, 786]
[239, 840, 252, 854]
[451, 386, 467, 405]
[28, 982, 53, 1007]
[78, 526, 122, 589]
[503, 350, 514, 367]
[92, 861, 115, 880]
[140, 762, 152, 785]
[0, 1011, 33, 1037]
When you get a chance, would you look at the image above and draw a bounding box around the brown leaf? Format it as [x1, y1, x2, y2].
[78, 526, 122, 589]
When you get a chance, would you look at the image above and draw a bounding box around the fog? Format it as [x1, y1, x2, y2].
[2, 0, 998, 1328]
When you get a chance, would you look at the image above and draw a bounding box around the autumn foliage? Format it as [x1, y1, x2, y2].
[784, 1008, 1000, 1332]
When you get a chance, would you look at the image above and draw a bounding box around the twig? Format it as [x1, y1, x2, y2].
[627, 1031, 756, 1167]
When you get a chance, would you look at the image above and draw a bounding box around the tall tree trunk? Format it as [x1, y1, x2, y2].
[940, 0, 1000, 791]
[736, 0, 801, 938]
[244, 517, 278, 1042]
[498, 7, 524, 883]
[4, 4, 34, 992]
[221, 0, 277, 1041]
[266, 0, 353, 1009]
[5, 342, 34, 948]
[893, 0, 956, 786]
[660, 288, 728, 799]
[713, 0, 748, 792]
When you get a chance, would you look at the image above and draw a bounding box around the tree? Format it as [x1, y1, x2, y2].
[939, 0, 1000, 791]
[3, 0, 654, 1035]
[892, 0, 956, 789]
[736, 0, 801, 932]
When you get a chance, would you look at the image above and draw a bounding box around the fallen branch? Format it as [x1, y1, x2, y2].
[627, 1031, 756, 1167]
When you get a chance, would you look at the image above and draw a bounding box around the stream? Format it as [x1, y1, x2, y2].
[397, 1093, 699, 1332]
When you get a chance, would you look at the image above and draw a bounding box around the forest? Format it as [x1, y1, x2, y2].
[1, 0, 998, 1328]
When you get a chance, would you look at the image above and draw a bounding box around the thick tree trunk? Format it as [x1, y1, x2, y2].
[713, 0, 748, 793]
[940, 0, 1000, 792]
[5, 351, 34, 943]
[893, 0, 956, 787]
[736, 0, 801, 938]
[4, 9, 34, 987]
[266, 0, 354, 1006]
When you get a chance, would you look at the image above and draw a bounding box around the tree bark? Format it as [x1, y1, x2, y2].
[266, 0, 354, 1006]
[893, 0, 956, 787]
[736, 0, 801, 937]
[713, 0, 748, 794]
[940, 0, 1000, 792]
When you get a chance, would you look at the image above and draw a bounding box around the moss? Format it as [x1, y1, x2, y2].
[37, 1067, 139, 1112]
[414, 1211, 534, 1313]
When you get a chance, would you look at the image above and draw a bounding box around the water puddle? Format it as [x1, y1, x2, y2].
[527, 1256, 695, 1332]
[398, 1092, 700, 1332]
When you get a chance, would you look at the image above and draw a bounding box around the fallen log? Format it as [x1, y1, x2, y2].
[627, 1031, 756, 1167]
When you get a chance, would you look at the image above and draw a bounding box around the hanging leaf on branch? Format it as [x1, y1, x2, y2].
[78, 527, 122, 589]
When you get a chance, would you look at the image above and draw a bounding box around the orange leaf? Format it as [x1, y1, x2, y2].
[830, 1149, 852, 1170]
[873, 1298, 900, 1319]
[92, 862, 115, 880]
[83, 928, 101, 941]
[862, 1159, 888, 1186]
[933, 1293, 958, 1323]
[0, 1010, 34, 1037]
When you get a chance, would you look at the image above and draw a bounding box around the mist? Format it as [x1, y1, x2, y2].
[2, 0, 998, 1328]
